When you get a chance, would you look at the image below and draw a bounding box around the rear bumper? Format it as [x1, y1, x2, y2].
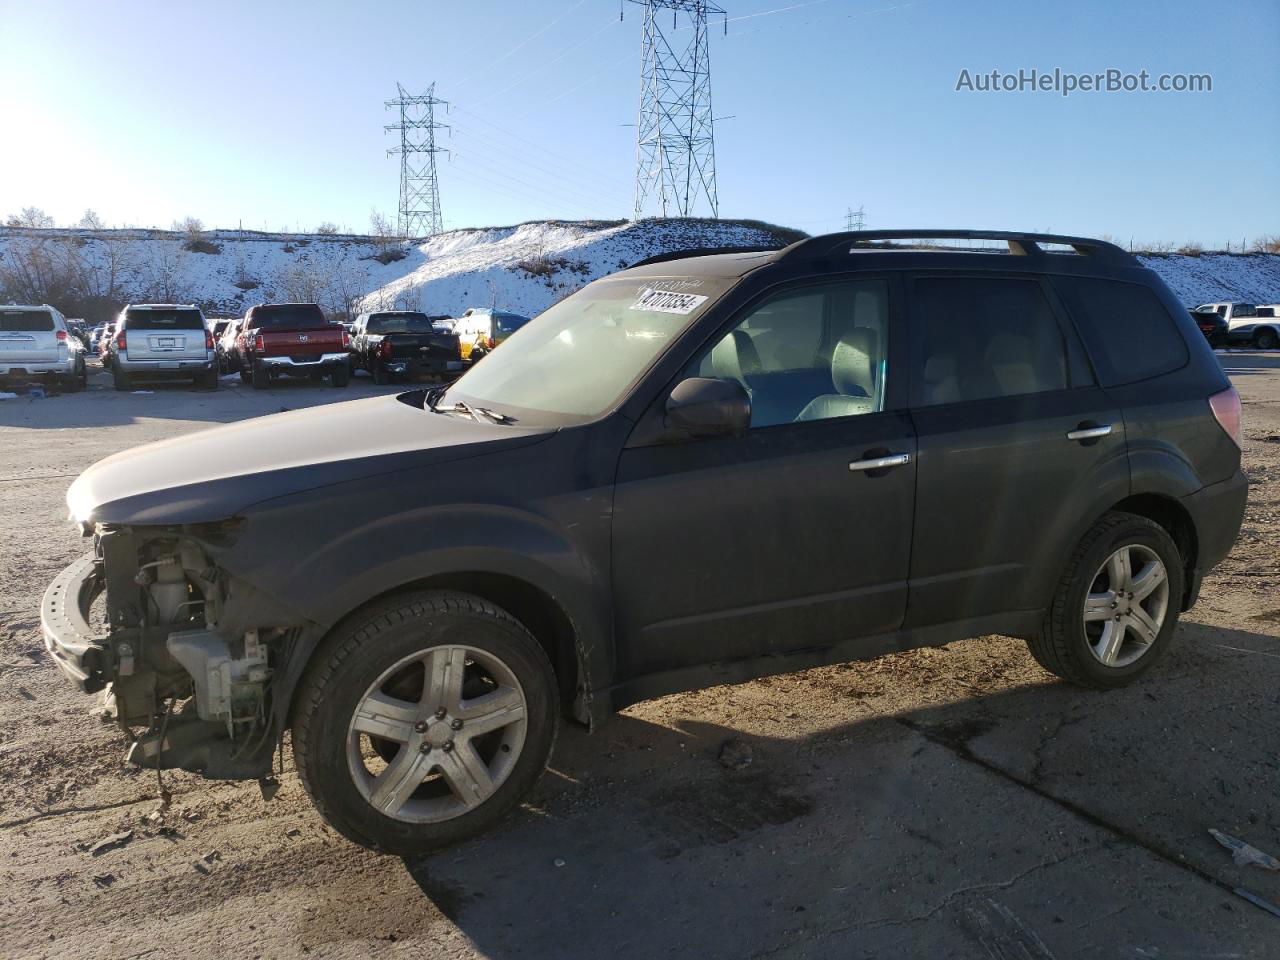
[385, 357, 466, 377]
[1181, 469, 1248, 607]
[257, 352, 347, 372]
[0, 357, 76, 377]
[41, 552, 109, 693]
[118, 354, 214, 376]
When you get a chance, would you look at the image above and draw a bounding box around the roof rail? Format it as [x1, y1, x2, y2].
[628, 245, 783, 269]
[778, 230, 1134, 264]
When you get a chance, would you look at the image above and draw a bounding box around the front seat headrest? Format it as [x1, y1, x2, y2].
[711, 330, 762, 384]
[831, 328, 877, 398]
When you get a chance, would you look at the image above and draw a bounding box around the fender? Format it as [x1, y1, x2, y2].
[215, 466, 618, 735]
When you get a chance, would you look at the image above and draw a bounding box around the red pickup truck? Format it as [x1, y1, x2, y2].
[237, 303, 350, 390]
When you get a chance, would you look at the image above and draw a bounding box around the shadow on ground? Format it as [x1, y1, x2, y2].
[401, 623, 1280, 959]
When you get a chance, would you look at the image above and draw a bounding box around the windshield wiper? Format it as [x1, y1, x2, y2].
[425, 384, 448, 411]
[445, 400, 515, 424]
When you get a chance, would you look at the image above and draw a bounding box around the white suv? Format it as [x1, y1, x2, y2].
[108, 304, 218, 390]
[0, 304, 87, 392]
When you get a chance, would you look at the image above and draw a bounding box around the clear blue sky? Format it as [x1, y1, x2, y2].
[1, 0, 1276, 246]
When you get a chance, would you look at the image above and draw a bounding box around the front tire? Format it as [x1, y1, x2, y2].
[1027, 512, 1184, 689]
[292, 591, 558, 855]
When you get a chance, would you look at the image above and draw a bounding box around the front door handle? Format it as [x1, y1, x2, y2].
[849, 452, 911, 472]
[1066, 423, 1112, 442]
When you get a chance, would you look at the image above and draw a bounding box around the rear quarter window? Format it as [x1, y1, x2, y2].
[1052, 277, 1189, 386]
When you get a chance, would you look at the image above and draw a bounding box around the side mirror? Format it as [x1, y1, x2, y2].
[665, 377, 751, 439]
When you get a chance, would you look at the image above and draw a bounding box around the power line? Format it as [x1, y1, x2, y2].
[628, 1, 725, 219]
[384, 83, 449, 237]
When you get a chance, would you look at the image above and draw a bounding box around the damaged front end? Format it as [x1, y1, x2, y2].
[42, 522, 299, 780]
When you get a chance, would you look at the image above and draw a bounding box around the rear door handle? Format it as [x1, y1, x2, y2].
[1066, 424, 1112, 442]
[849, 452, 911, 472]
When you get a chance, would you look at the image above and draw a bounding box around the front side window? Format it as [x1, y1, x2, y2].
[690, 280, 890, 428]
[443, 275, 735, 422]
[911, 277, 1068, 407]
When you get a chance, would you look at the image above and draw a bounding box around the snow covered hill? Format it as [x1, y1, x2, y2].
[1, 221, 1277, 323]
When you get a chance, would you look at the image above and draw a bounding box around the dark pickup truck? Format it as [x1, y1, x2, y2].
[237, 303, 350, 389]
[349, 310, 464, 384]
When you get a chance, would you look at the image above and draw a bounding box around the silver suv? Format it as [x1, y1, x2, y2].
[109, 304, 218, 390]
[0, 303, 87, 392]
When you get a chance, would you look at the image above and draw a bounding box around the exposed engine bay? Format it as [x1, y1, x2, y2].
[57, 524, 303, 780]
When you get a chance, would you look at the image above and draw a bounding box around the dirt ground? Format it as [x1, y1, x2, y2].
[2, 355, 1278, 960]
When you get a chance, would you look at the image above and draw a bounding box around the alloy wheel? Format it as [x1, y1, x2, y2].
[1082, 544, 1170, 668]
[346, 644, 528, 823]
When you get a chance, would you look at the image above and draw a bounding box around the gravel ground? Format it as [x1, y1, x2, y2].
[1, 355, 1278, 960]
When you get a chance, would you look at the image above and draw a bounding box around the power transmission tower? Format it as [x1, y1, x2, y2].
[628, 1, 726, 220]
[845, 206, 866, 231]
[384, 83, 449, 237]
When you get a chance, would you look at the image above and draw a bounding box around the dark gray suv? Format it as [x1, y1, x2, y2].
[42, 230, 1247, 854]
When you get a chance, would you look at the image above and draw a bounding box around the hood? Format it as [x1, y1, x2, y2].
[68, 393, 552, 526]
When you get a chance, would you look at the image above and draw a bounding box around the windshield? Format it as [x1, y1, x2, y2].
[125, 308, 204, 330]
[368, 313, 437, 334]
[442, 275, 734, 422]
[0, 310, 55, 332]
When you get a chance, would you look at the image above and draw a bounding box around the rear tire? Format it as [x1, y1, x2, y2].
[251, 362, 269, 390]
[372, 362, 390, 385]
[1255, 328, 1279, 351]
[331, 365, 351, 388]
[62, 362, 85, 393]
[292, 591, 558, 855]
[197, 369, 218, 391]
[238, 365, 251, 384]
[112, 366, 131, 392]
[1027, 512, 1184, 689]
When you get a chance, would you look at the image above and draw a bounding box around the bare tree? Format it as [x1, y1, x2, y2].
[6, 207, 55, 228]
[315, 222, 339, 235]
[138, 239, 189, 302]
[78, 209, 106, 230]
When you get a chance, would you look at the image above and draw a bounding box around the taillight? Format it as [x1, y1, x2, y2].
[116, 330, 126, 350]
[254, 334, 265, 353]
[1209, 386, 1243, 448]
[56, 329, 67, 341]
[379, 338, 392, 359]
[486, 336, 496, 350]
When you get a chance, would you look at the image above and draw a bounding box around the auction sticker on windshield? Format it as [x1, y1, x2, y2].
[630, 287, 710, 315]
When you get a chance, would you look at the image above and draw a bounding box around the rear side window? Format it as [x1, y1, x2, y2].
[495, 314, 529, 336]
[0, 310, 55, 331]
[910, 277, 1068, 407]
[125, 308, 204, 330]
[1053, 277, 1188, 386]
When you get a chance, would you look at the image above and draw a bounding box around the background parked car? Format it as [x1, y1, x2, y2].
[1196, 301, 1280, 349]
[107, 304, 218, 391]
[1189, 307, 1229, 347]
[217, 317, 245, 373]
[452, 307, 531, 362]
[237, 302, 349, 389]
[0, 303, 87, 392]
[348, 310, 464, 384]
[97, 322, 115, 362]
